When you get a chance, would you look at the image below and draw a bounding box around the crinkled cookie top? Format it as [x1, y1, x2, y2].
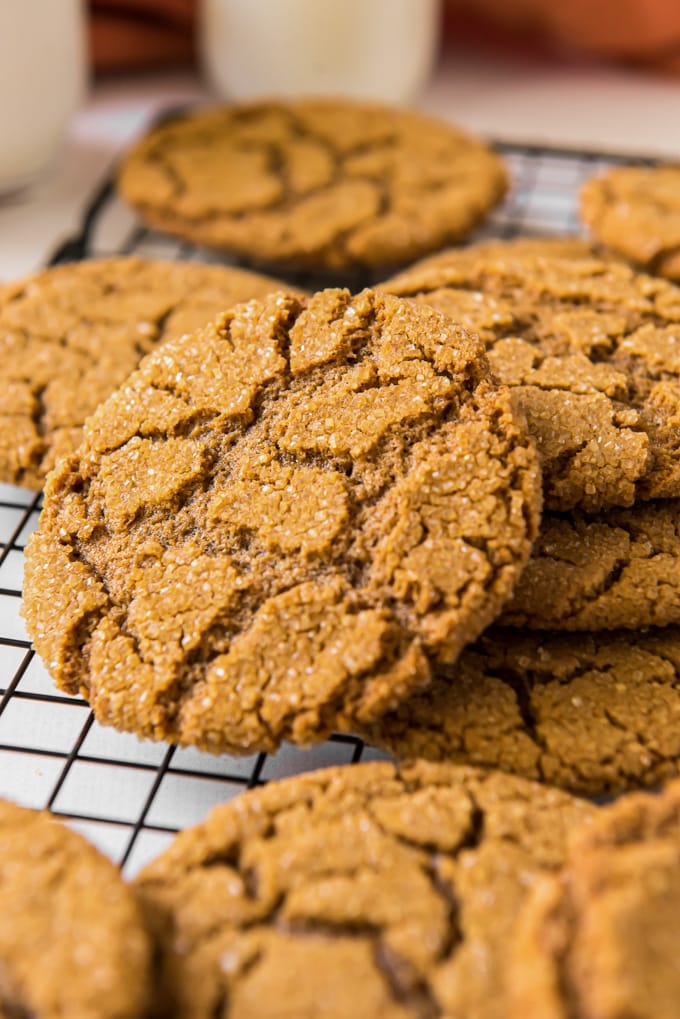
[502, 499, 680, 631]
[117, 100, 507, 270]
[0, 256, 294, 489]
[361, 625, 680, 796]
[23, 288, 540, 754]
[382, 247, 680, 511]
[135, 760, 594, 1019]
[581, 165, 680, 281]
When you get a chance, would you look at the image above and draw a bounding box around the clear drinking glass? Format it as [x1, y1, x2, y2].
[200, 0, 441, 104]
[0, 0, 87, 193]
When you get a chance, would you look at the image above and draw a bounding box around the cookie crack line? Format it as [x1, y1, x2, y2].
[373, 941, 442, 1019]
[502, 498, 680, 631]
[146, 148, 187, 201]
[601, 706, 665, 763]
[493, 668, 550, 763]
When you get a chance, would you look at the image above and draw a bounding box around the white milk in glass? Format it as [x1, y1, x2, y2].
[201, 0, 441, 103]
[0, 0, 86, 193]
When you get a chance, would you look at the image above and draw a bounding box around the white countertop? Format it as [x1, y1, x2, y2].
[1, 49, 679, 282]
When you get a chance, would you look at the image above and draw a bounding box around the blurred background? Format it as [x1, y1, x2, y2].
[2, 0, 679, 278]
[91, 0, 680, 76]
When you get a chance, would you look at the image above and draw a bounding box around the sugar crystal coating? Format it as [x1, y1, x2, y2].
[22, 288, 541, 754]
[382, 246, 680, 511]
[0, 256, 297, 489]
[361, 625, 680, 796]
[134, 761, 594, 1019]
[503, 499, 680, 630]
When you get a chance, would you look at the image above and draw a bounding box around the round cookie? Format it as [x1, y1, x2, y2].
[502, 499, 680, 630]
[0, 797, 152, 1019]
[381, 245, 680, 512]
[117, 99, 508, 272]
[510, 777, 680, 1019]
[581, 165, 680, 280]
[22, 288, 541, 755]
[360, 626, 680, 796]
[0, 256, 296, 490]
[133, 760, 594, 1019]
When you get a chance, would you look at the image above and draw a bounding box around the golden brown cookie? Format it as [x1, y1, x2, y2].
[502, 500, 680, 630]
[0, 797, 152, 1019]
[134, 760, 594, 1019]
[381, 245, 680, 512]
[22, 288, 541, 755]
[581, 165, 680, 280]
[415, 236, 598, 263]
[117, 100, 508, 272]
[0, 256, 296, 490]
[510, 777, 680, 1019]
[360, 626, 680, 796]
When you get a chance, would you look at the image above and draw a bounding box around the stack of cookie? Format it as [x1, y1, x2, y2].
[5, 96, 680, 1015]
[364, 241, 680, 797]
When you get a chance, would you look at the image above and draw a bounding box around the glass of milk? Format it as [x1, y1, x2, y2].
[0, 0, 87, 194]
[200, 0, 441, 104]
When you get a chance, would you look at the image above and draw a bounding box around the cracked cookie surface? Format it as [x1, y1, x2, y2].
[116, 100, 508, 271]
[0, 797, 152, 1019]
[360, 626, 680, 795]
[134, 760, 594, 1019]
[581, 165, 680, 281]
[0, 256, 295, 490]
[510, 777, 680, 1019]
[381, 245, 680, 511]
[22, 288, 541, 754]
[502, 500, 680, 630]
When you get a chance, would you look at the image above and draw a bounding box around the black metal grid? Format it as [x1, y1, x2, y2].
[0, 139, 650, 875]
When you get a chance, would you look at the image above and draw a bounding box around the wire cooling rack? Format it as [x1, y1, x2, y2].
[0, 140, 646, 876]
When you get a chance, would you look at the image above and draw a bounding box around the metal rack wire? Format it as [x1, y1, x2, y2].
[0, 139, 646, 875]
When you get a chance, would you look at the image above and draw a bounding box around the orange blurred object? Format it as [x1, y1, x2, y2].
[89, 0, 680, 75]
[445, 0, 680, 72]
[89, 0, 197, 71]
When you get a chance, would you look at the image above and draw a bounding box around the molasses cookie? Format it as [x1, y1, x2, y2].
[416, 236, 598, 262]
[381, 246, 680, 512]
[0, 797, 152, 1019]
[581, 165, 680, 280]
[360, 626, 680, 796]
[117, 100, 508, 272]
[134, 760, 594, 1019]
[22, 288, 541, 755]
[0, 256, 295, 489]
[510, 777, 680, 1019]
[502, 499, 680, 630]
